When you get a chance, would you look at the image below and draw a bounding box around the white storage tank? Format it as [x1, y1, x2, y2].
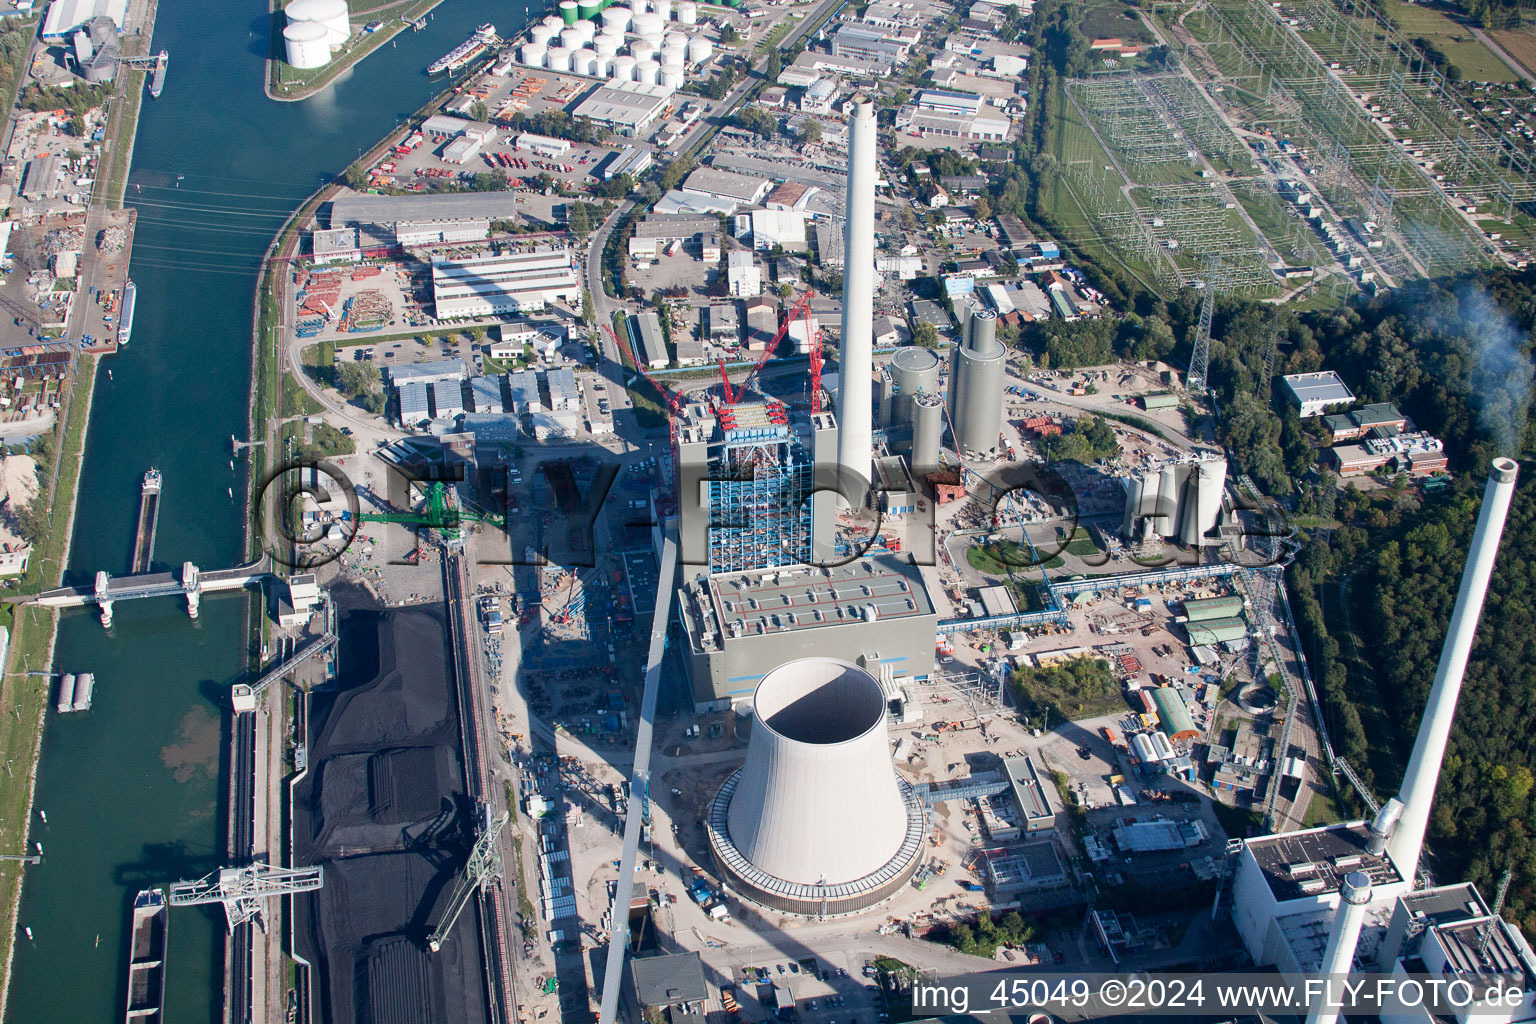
[678, 1, 698, 25]
[287, 0, 349, 48]
[601, 6, 632, 31]
[634, 11, 665, 37]
[592, 53, 612, 76]
[661, 62, 685, 89]
[663, 30, 685, 49]
[662, 40, 687, 66]
[686, 35, 712, 63]
[529, 23, 558, 45]
[521, 41, 549, 66]
[611, 54, 637, 80]
[283, 20, 331, 68]
[572, 47, 598, 74]
[630, 38, 655, 62]
[571, 18, 597, 42]
[655, 0, 673, 20]
[545, 45, 572, 71]
[595, 34, 620, 56]
[542, 14, 565, 31]
[560, 25, 584, 49]
[635, 58, 661, 85]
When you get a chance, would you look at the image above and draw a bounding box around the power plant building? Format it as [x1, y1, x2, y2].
[678, 554, 939, 709]
[706, 658, 927, 915]
[430, 249, 581, 319]
[675, 401, 828, 575]
[42, 0, 128, 39]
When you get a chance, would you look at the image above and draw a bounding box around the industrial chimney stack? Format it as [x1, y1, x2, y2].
[835, 98, 877, 499]
[1388, 457, 1519, 881]
[1305, 871, 1373, 1024]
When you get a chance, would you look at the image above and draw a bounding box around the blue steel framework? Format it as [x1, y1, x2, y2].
[705, 401, 815, 573]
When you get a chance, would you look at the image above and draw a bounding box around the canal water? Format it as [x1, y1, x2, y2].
[5, 0, 531, 1018]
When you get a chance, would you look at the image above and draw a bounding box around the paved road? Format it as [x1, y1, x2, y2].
[1469, 25, 1536, 84]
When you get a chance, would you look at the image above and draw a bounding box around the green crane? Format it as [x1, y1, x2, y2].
[354, 481, 504, 542]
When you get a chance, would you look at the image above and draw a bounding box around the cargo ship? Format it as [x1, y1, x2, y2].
[124, 888, 168, 1024]
[117, 280, 135, 347]
[427, 23, 496, 75]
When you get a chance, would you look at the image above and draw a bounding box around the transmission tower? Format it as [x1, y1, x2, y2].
[169, 863, 324, 931]
[1259, 330, 1279, 395]
[1189, 255, 1225, 394]
[427, 809, 508, 953]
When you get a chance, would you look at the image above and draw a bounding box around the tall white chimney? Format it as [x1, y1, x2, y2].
[835, 98, 877, 499]
[1388, 457, 1519, 881]
[1306, 871, 1373, 1024]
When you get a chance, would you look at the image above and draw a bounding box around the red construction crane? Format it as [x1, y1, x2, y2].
[604, 318, 690, 508]
[729, 289, 816, 406]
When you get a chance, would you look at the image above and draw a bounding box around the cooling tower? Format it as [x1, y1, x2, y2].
[835, 98, 877, 501]
[948, 306, 1005, 453]
[708, 658, 925, 916]
[888, 346, 941, 427]
[1388, 457, 1519, 882]
[911, 393, 944, 476]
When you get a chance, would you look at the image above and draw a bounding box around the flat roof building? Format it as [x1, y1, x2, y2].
[679, 553, 938, 708]
[387, 359, 469, 386]
[569, 81, 675, 136]
[628, 310, 669, 369]
[682, 167, 773, 208]
[632, 952, 709, 1012]
[1002, 755, 1056, 834]
[42, 0, 127, 39]
[431, 249, 581, 319]
[430, 379, 465, 419]
[328, 190, 519, 246]
[1282, 370, 1356, 417]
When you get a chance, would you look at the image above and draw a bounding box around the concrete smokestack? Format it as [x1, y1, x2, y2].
[1306, 871, 1373, 1024]
[1388, 457, 1519, 881]
[835, 98, 877, 499]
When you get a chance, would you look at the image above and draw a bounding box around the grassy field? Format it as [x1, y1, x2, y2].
[1382, 0, 1519, 81]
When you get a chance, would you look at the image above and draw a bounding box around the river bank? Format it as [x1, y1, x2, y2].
[264, 0, 446, 102]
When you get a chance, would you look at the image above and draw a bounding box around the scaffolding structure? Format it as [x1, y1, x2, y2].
[702, 400, 815, 574]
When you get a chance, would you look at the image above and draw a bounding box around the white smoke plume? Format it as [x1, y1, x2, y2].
[1458, 284, 1534, 456]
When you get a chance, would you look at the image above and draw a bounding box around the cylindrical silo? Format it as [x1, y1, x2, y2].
[610, 54, 636, 79]
[655, 0, 673, 20]
[560, 25, 584, 49]
[544, 46, 572, 71]
[911, 393, 944, 475]
[631, 0, 648, 11]
[56, 673, 76, 714]
[572, 18, 597, 42]
[529, 22, 558, 45]
[72, 672, 94, 712]
[595, 34, 620, 56]
[283, 21, 331, 68]
[888, 346, 941, 426]
[661, 40, 687, 66]
[686, 34, 712, 63]
[572, 48, 598, 74]
[660, 62, 685, 89]
[634, 11, 665, 37]
[601, 5, 632, 31]
[635, 58, 661, 84]
[589, 53, 609, 76]
[315, 0, 350, 47]
[1154, 462, 1185, 539]
[948, 306, 1005, 454]
[560, 0, 579, 23]
[708, 658, 925, 916]
[679, 0, 698, 25]
[630, 38, 655, 62]
[521, 41, 548, 66]
[1194, 457, 1226, 536]
[1121, 474, 1146, 538]
[663, 29, 685, 49]
[542, 14, 565, 30]
[579, 0, 601, 18]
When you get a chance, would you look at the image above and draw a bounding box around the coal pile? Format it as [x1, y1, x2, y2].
[293, 589, 490, 1024]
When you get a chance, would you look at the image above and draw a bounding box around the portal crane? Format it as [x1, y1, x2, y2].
[427, 809, 509, 953]
[354, 481, 503, 542]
